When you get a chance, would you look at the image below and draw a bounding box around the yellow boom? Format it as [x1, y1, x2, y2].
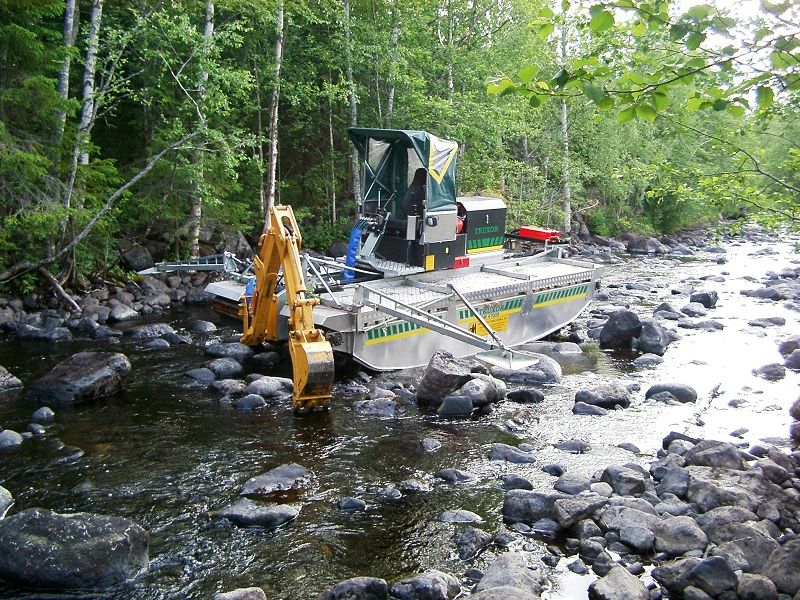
[240, 205, 334, 411]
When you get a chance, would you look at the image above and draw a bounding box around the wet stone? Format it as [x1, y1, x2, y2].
[489, 443, 536, 463]
[205, 342, 255, 364]
[618, 442, 640, 453]
[474, 552, 547, 598]
[573, 401, 608, 415]
[575, 382, 631, 409]
[753, 363, 785, 381]
[214, 587, 267, 600]
[455, 526, 492, 560]
[439, 509, 483, 524]
[390, 570, 460, 600]
[542, 464, 566, 477]
[233, 394, 266, 410]
[212, 499, 299, 529]
[188, 319, 216, 333]
[0, 486, 13, 517]
[500, 474, 533, 491]
[645, 383, 697, 403]
[436, 469, 476, 484]
[318, 577, 389, 600]
[554, 474, 591, 495]
[354, 398, 398, 417]
[506, 388, 544, 403]
[436, 395, 473, 417]
[26, 351, 131, 406]
[400, 479, 431, 493]
[240, 463, 314, 498]
[206, 357, 243, 379]
[554, 438, 591, 454]
[338, 497, 366, 512]
[599, 309, 642, 349]
[0, 430, 24, 449]
[186, 367, 216, 382]
[421, 438, 442, 452]
[633, 354, 663, 367]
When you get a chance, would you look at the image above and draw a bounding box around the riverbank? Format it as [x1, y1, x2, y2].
[0, 223, 799, 599]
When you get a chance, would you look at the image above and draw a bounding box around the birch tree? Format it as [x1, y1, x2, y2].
[265, 0, 285, 212]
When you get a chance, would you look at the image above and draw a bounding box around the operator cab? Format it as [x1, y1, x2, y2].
[347, 128, 506, 274]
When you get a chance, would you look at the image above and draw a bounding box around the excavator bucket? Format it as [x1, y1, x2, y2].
[288, 338, 335, 412]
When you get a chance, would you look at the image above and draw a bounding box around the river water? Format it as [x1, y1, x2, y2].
[0, 237, 798, 599]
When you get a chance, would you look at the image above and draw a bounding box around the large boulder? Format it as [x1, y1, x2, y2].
[474, 552, 547, 597]
[653, 516, 708, 556]
[0, 366, 22, 393]
[575, 382, 631, 409]
[503, 490, 568, 524]
[627, 237, 664, 254]
[240, 463, 314, 498]
[490, 353, 561, 384]
[416, 351, 473, 403]
[645, 383, 697, 403]
[0, 486, 13, 517]
[762, 539, 800, 596]
[214, 588, 267, 600]
[0, 508, 148, 589]
[123, 322, 175, 339]
[26, 352, 131, 406]
[389, 570, 460, 600]
[318, 577, 389, 600]
[452, 374, 506, 407]
[588, 566, 649, 600]
[599, 310, 642, 349]
[690, 290, 718, 309]
[637, 320, 672, 356]
[206, 342, 256, 364]
[683, 440, 745, 470]
[211, 499, 298, 528]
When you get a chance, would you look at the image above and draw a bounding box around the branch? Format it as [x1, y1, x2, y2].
[0, 131, 200, 283]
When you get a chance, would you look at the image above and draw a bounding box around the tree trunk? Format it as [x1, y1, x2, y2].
[265, 0, 285, 213]
[54, 0, 79, 148]
[446, 0, 454, 101]
[559, 98, 571, 233]
[78, 0, 103, 166]
[188, 0, 214, 258]
[386, 5, 399, 123]
[253, 56, 266, 218]
[328, 73, 337, 225]
[344, 0, 361, 202]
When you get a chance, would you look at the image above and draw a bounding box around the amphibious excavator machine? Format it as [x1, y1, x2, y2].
[145, 128, 604, 412]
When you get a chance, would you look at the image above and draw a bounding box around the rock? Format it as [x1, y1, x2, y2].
[554, 474, 591, 495]
[416, 350, 473, 403]
[682, 586, 712, 600]
[633, 353, 663, 367]
[762, 539, 800, 596]
[234, 394, 266, 409]
[785, 349, 800, 370]
[474, 552, 547, 597]
[436, 395, 473, 417]
[597, 505, 661, 533]
[749, 317, 785, 328]
[26, 352, 131, 406]
[248, 351, 281, 372]
[338, 497, 366, 512]
[354, 398, 398, 417]
[553, 342, 582, 354]
[601, 465, 648, 496]
[210, 379, 247, 396]
[400, 479, 431, 493]
[214, 588, 267, 600]
[389, 570, 460, 600]
[627, 237, 664, 254]
[618, 442, 640, 453]
[779, 334, 800, 357]
[637, 321, 673, 356]
[240, 463, 314, 498]
[690, 291, 718, 309]
[490, 443, 536, 463]
[599, 310, 642, 349]
[206, 357, 243, 379]
[490, 353, 561, 384]
[753, 363, 785, 380]
[421, 438, 442, 452]
[554, 438, 591, 454]
[436, 469, 476, 484]
[108, 304, 139, 322]
[454, 375, 506, 407]
[737, 574, 778, 600]
[145, 338, 170, 349]
[591, 482, 613, 497]
[542, 464, 566, 476]
[500, 474, 533, 491]
[506, 388, 544, 403]
[0, 430, 23, 449]
[688, 556, 737, 596]
[0, 486, 12, 517]
[683, 440, 745, 470]
[439, 509, 483, 524]
[575, 382, 631, 409]
[681, 302, 708, 317]
[588, 566, 650, 600]
[652, 558, 702, 598]
[656, 467, 689, 497]
[186, 367, 216, 382]
[654, 516, 708, 556]
[245, 376, 293, 400]
[573, 402, 608, 415]
[503, 490, 568, 524]
[620, 525, 654, 553]
[188, 319, 217, 333]
[645, 383, 697, 403]
[0, 508, 148, 588]
[212, 499, 298, 528]
[123, 322, 174, 339]
[455, 526, 492, 560]
[0, 366, 22, 392]
[206, 342, 256, 364]
[318, 577, 389, 600]
[553, 496, 608, 528]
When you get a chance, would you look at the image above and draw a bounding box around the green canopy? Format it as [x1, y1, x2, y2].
[348, 128, 459, 213]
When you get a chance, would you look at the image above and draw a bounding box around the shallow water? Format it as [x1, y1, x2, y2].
[0, 238, 798, 599]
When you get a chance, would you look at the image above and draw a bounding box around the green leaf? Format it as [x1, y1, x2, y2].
[670, 22, 688, 40]
[712, 98, 728, 111]
[535, 80, 551, 91]
[589, 10, 615, 33]
[537, 23, 555, 39]
[632, 20, 646, 37]
[727, 104, 745, 119]
[652, 91, 669, 112]
[687, 4, 713, 19]
[685, 31, 705, 50]
[597, 95, 615, 111]
[582, 82, 604, 103]
[562, 0, 570, 11]
[518, 64, 539, 85]
[551, 68, 570, 89]
[635, 104, 657, 121]
[756, 85, 774, 110]
[529, 94, 543, 108]
[487, 77, 515, 95]
[686, 97, 704, 111]
[771, 50, 794, 69]
[686, 57, 706, 69]
[538, 7, 554, 18]
[618, 106, 636, 123]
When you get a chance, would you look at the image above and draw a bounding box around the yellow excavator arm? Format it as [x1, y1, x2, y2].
[240, 205, 334, 411]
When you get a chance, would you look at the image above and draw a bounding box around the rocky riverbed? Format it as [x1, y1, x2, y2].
[1, 224, 799, 599]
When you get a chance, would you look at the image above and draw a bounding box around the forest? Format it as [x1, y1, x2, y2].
[0, 0, 798, 292]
